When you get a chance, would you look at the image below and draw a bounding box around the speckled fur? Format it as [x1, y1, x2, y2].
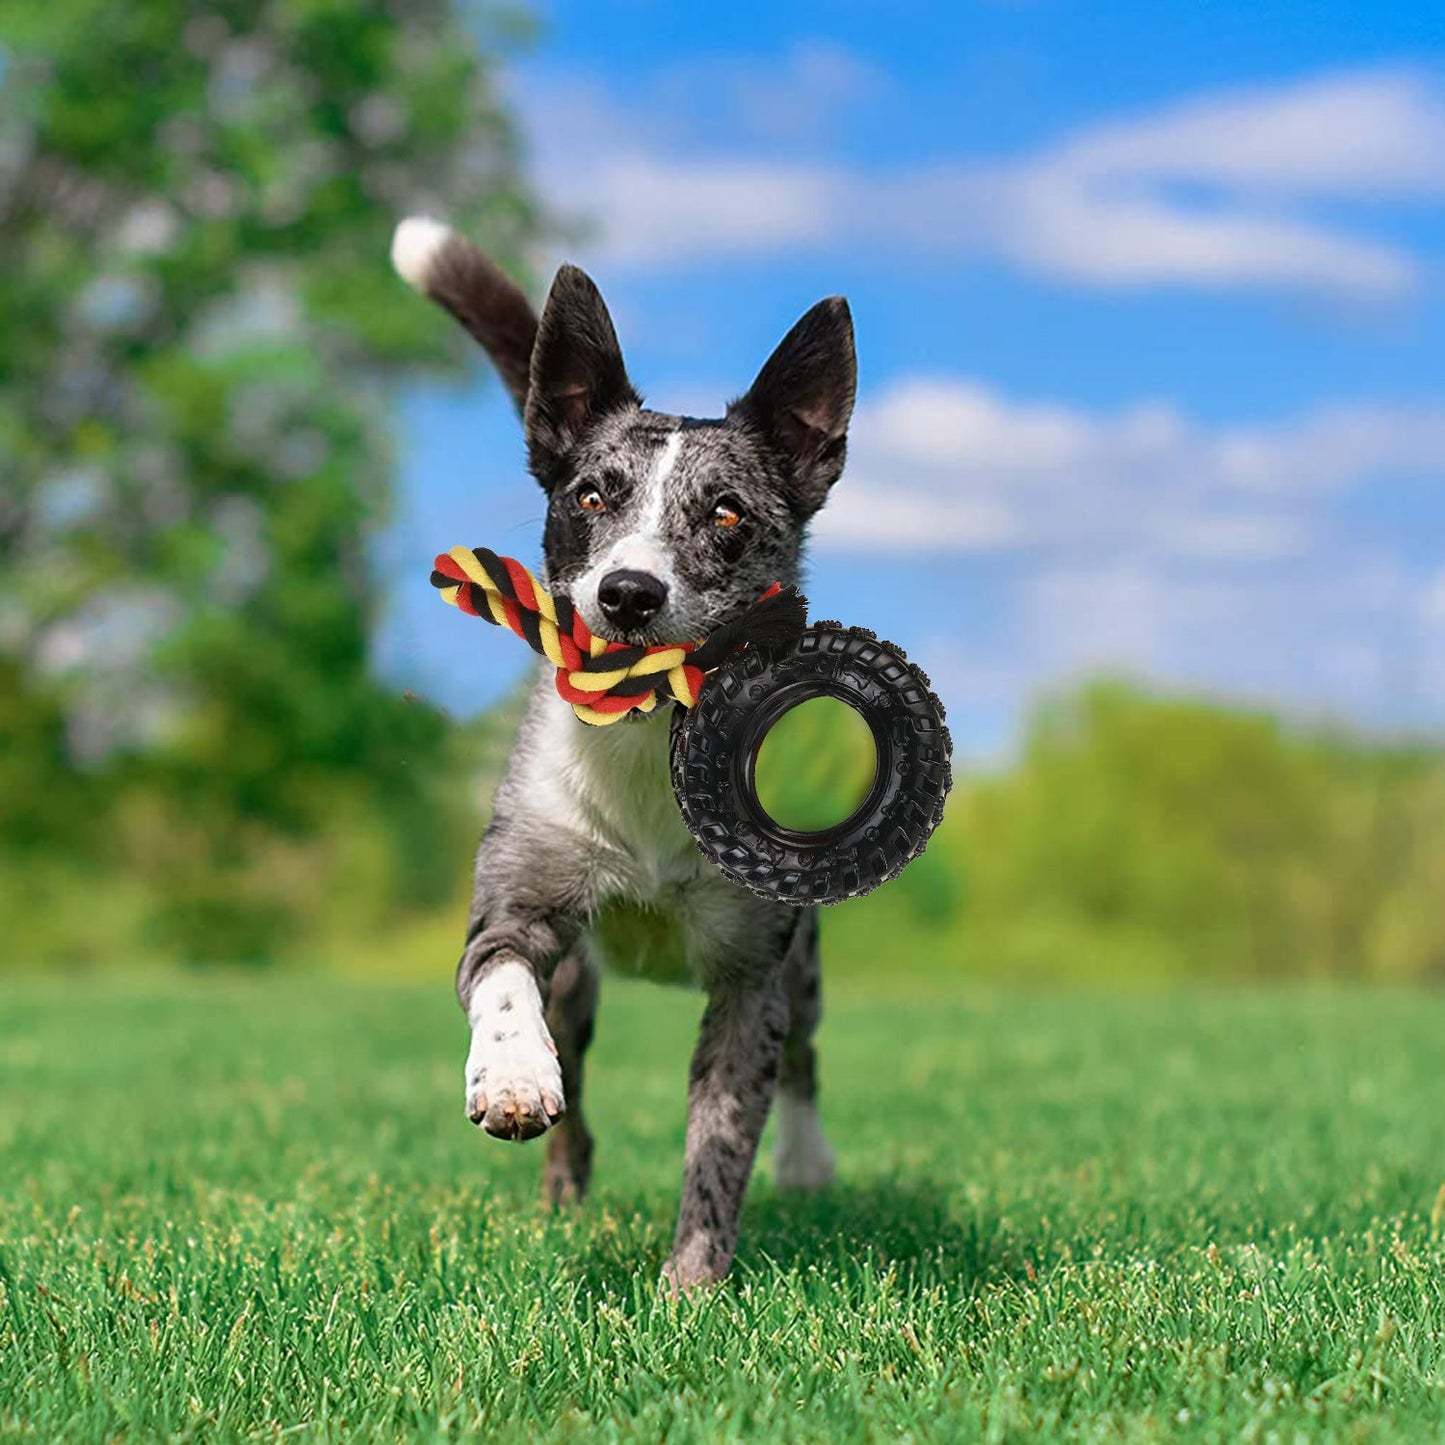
[400, 227, 855, 1290]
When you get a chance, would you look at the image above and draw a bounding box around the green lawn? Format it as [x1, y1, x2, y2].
[1, 974, 1443, 1441]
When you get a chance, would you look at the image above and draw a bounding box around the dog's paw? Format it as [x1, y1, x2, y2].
[773, 1096, 836, 1191]
[660, 1242, 729, 1296]
[465, 1037, 564, 1140]
[464, 962, 565, 1142]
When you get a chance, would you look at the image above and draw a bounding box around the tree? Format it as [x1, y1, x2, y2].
[0, 0, 548, 962]
[953, 680, 1445, 982]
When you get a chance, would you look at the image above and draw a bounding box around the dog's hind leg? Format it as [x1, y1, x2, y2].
[662, 974, 790, 1292]
[774, 909, 835, 1191]
[542, 948, 599, 1205]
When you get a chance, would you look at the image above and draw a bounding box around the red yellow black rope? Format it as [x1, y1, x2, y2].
[430, 546, 807, 726]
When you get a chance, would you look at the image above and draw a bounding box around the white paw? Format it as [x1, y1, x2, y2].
[773, 1095, 836, 1191]
[464, 962, 565, 1141]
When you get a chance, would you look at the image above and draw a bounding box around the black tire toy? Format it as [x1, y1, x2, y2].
[671, 622, 952, 906]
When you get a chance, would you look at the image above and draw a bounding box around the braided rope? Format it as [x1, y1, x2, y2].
[430, 546, 807, 726]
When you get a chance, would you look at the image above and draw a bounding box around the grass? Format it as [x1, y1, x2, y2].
[1, 972, 1443, 1442]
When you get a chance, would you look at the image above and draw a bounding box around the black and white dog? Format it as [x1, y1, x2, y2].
[392, 218, 856, 1291]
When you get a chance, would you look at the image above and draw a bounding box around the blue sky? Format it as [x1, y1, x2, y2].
[379, 1, 1445, 758]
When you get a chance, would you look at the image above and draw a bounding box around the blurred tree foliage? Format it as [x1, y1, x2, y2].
[0, 0, 546, 963]
[945, 681, 1445, 983]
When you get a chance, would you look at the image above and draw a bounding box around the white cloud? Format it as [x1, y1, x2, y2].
[1014, 555, 1430, 721]
[649, 41, 883, 146]
[910, 552, 1439, 754]
[1054, 68, 1445, 199]
[1211, 405, 1445, 494]
[814, 378, 1445, 563]
[818, 485, 1019, 551]
[1422, 572, 1445, 629]
[956, 165, 1415, 296]
[567, 156, 841, 265]
[522, 61, 1445, 297]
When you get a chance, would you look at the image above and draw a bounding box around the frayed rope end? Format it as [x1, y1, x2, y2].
[691, 585, 809, 672]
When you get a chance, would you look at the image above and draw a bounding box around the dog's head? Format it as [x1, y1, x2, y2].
[392, 221, 856, 648]
[527, 267, 856, 644]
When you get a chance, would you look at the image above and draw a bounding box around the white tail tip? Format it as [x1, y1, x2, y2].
[391, 216, 454, 290]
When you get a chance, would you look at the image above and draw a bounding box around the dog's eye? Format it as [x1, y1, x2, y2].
[577, 487, 606, 514]
[712, 499, 744, 529]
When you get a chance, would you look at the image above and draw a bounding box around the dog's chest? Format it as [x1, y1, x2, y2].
[562, 706, 699, 889]
[528, 692, 730, 981]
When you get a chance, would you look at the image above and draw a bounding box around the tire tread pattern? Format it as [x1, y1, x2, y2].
[671, 623, 953, 906]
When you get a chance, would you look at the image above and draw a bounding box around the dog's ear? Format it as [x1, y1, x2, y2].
[391, 218, 538, 417]
[525, 265, 641, 486]
[731, 297, 856, 515]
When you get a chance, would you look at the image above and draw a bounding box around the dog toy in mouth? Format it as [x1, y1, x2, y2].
[431, 545, 952, 904]
[430, 545, 809, 724]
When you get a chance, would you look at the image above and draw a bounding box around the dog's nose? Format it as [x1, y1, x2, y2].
[597, 569, 669, 632]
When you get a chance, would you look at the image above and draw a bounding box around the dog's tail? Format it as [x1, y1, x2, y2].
[391, 217, 538, 416]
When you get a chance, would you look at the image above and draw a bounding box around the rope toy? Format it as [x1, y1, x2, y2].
[430, 546, 808, 725]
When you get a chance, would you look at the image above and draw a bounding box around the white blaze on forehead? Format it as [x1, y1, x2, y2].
[649, 431, 684, 499]
[621, 430, 684, 573]
[625, 429, 684, 553]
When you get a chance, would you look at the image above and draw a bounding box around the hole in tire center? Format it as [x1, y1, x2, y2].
[753, 695, 878, 834]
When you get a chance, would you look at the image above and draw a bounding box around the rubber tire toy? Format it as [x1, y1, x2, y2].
[671, 622, 953, 906]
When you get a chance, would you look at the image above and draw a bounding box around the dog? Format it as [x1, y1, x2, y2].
[392, 218, 856, 1291]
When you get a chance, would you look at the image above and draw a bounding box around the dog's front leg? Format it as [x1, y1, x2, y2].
[463, 956, 564, 1141]
[456, 845, 579, 1142]
[663, 979, 789, 1292]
